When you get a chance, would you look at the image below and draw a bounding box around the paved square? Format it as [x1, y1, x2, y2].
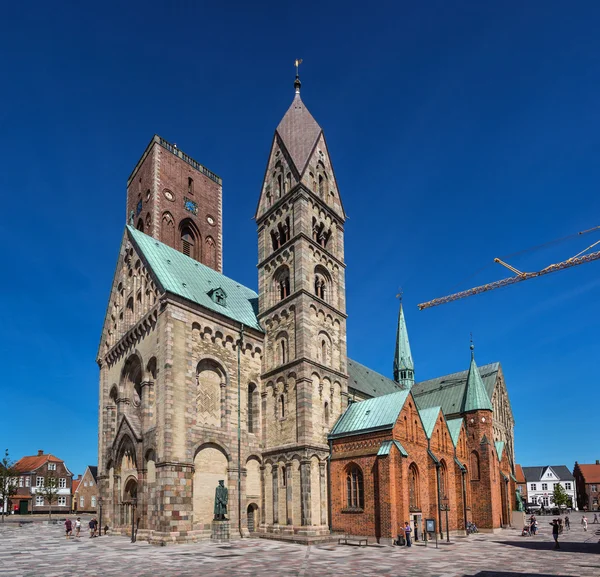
[0, 513, 599, 577]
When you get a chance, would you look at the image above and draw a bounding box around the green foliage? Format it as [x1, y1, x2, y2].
[39, 474, 59, 519]
[0, 449, 18, 522]
[552, 483, 569, 509]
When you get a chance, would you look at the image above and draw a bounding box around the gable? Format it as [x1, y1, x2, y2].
[97, 230, 162, 360]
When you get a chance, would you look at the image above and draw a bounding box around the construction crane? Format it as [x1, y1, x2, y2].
[417, 226, 600, 311]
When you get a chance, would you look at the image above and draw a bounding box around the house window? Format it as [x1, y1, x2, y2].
[48, 463, 56, 471]
[59, 478, 66, 489]
[80, 496, 85, 508]
[591, 485, 597, 492]
[36, 477, 44, 488]
[92, 496, 97, 508]
[542, 483, 548, 491]
[25, 477, 30, 487]
[19, 477, 23, 487]
[565, 482, 572, 490]
[58, 496, 67, 507]
[531, 483, 537, 491]
[346, 466, 364, 509]
[36, 496, 44, 506]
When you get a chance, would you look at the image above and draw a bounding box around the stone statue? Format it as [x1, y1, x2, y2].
[128, 210, 134, 225]
[516, 489, 524, 512]
[214, 480, 228, 520]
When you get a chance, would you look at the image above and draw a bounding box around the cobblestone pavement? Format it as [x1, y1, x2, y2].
[0, 513, 599, 577]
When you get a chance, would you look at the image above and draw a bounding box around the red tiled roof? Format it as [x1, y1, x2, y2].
[72, 480, 81, 493]
[577, 464, 600, 484]
[13, 454, 62, 473]
[515, 464, 526, 483]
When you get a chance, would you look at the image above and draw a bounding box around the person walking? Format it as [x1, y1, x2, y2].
[582, 515, 588, 531]
[404, 521, 412, 547]
[564, 515, 570, 530]
[64, 518, 72, 540]
[593, 513, 598, 524]
[550, 519, 560, 549]
[75, 517, 81, 538]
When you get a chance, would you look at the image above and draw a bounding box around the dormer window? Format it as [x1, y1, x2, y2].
[208, 287, 227, 307]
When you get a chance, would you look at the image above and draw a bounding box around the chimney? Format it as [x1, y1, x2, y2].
[37, 450, 43, 456]
[596, 460, 599, 465]
[77, 474, 82, 480]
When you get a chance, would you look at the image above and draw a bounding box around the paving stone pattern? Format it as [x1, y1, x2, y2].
[0, 513, 599, 577]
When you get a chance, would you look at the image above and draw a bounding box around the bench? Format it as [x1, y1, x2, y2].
[338, 536, 368, 547]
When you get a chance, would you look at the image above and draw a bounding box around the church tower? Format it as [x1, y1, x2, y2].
[255, 72, 348, 535]
[126, 135, 223, 272]
[393, 301, 414, 387]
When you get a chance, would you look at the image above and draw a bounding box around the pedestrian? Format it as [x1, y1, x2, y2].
[75, 517, 81, 538]
[582, 515, 588, 531]
[404, 521, 412, 547]
[529, 515, 537, 536]
[550, 519, 560, 549]
[564, 516, 570, 530]
[64, 518, 72, 539]
[594, 513, 598, 524]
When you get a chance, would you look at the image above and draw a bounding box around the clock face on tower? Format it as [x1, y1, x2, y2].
[184, 197, 198, 215]
[164, 190, 174, 201]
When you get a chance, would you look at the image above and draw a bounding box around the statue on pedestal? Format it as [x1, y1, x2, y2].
[516, 489, 524, 512]
[214, 480, 228, 520]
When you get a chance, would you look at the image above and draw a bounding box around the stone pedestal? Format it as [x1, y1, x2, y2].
[211, 520, 230, 542]
[512, 510, 526, 530]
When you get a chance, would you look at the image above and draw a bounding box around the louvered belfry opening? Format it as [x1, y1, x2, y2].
[181, 227, 195, 258]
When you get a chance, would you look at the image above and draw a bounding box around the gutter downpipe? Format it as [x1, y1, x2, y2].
[435, 463, 443, 539]
[327, 438, 333, 533]
[237, 324, 244, 538]
[461, 469, 468, 534]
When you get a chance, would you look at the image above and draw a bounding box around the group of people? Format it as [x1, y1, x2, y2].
[64, 517, 102, 539]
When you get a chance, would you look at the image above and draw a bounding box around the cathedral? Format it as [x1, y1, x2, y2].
[97, 74, 516, 544]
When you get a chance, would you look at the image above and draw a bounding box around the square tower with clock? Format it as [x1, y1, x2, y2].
[126, 135, 223, 272]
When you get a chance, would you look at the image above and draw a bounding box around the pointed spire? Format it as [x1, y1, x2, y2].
[462, 337, 493, 413]
[393, 298, 414, 387]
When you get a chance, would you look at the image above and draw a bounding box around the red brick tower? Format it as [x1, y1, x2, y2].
[462, 343, 502, 530]
[126, 135, 223, 272]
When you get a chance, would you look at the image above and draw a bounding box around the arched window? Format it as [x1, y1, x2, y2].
[136, 218, 144, 232]
[312, 217, 331, 248]
[318, 332, 331, 365]
[285, 172, 291, 193]
[181, 225, 196, 258]
[271, 218, 291, 251]
[318, 174, 324, 196]
[470, 451, 480, 481]
[279, 394, 285, 418]
[277, 174, 282, 198]
[346, 465, 364, 509]
[314, 276, 325, 299]
[324, 401, 330, 425]
[409, 464, 420, 510]
[279, 336, 288, 365]
[205, 236, 216, 269]
[161, 212, 175, 246]
[439, 460, 447, 499]
[274, 266, 290, 301]
[188, 177, 194, 195]
[248, 383, 257, 433]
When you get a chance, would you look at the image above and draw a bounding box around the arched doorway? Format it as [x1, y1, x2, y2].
[247, 503, 259, 533]
[123, 477, 138, 528]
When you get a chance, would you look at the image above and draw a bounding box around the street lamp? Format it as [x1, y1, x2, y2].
[98, 497, 103, 537]
[130, 498, 137, 543]
[441, 496, 450, 543]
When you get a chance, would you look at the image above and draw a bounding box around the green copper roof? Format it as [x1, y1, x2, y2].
[411, 362, 498, 416]
[418, 406, 442, 439]
[127, 226, 262, 332]
[495, 440, 505, 462]
[347, 358, 405, 398]
[377, 440, 408, 457]
[462, 350, 493, 413]
[393, 303, 414, 385]
[446, 418, 464, 448]
[328, 389, 410, 439]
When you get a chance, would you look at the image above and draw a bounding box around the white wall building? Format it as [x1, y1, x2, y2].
[522, 465, 577, 510]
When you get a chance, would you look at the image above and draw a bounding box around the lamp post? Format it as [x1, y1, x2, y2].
[442, 496, 450, 543]
[130, 498, 137, 543]
[98, 497, 103, 537]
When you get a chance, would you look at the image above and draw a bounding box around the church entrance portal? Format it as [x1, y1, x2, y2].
[247, 503, 258, 533]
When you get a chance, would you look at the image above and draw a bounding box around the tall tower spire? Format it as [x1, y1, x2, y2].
[393, 299, 414, 387]
[462, 337, 493, 412]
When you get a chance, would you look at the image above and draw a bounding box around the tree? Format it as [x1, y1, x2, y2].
[38, 474, 59, 519]
[552, 483, 569, 510]
[0, 450, 18, 522]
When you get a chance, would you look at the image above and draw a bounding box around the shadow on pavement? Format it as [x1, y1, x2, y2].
[496, 540, 600, 554]
[465, 573, 596, 577]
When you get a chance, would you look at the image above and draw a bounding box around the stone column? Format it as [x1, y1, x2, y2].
[272, 464, 279, 525]
[300, 460, 312, 526]
[140, 380, 154, 431]
[319, 461, 327, 526]
[286, 464, 293, 525]
[260, 465, 266, 525]
[220, 381, 227, 429]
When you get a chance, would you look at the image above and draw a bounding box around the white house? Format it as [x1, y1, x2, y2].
[522, 465, 577, 510]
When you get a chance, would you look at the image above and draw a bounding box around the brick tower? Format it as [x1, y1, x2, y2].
[126, 135, 223, 271]
[255, 73, 349, 535]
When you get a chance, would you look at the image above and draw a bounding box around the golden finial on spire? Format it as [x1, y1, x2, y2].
[294, 59, 303, 93]
[396, 287, 403, 302]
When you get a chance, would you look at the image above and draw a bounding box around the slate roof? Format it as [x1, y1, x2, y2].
[522, 466, 575, 482]
[276, 92, 322, 175]
[347, 358, 405, 398]
[576, 463, 600, 484]
[412, 362, 499, 416]
[328, 390, 410, 439]
[13, 454, 63, 473]
[446, 418, 464, 448]
[89, 466, 98, 483]
[418, 406, 442, 439]
[127, 226, 262, 332]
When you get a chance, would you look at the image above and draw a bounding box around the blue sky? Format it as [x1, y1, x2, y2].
[1, 1, 599, 476]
